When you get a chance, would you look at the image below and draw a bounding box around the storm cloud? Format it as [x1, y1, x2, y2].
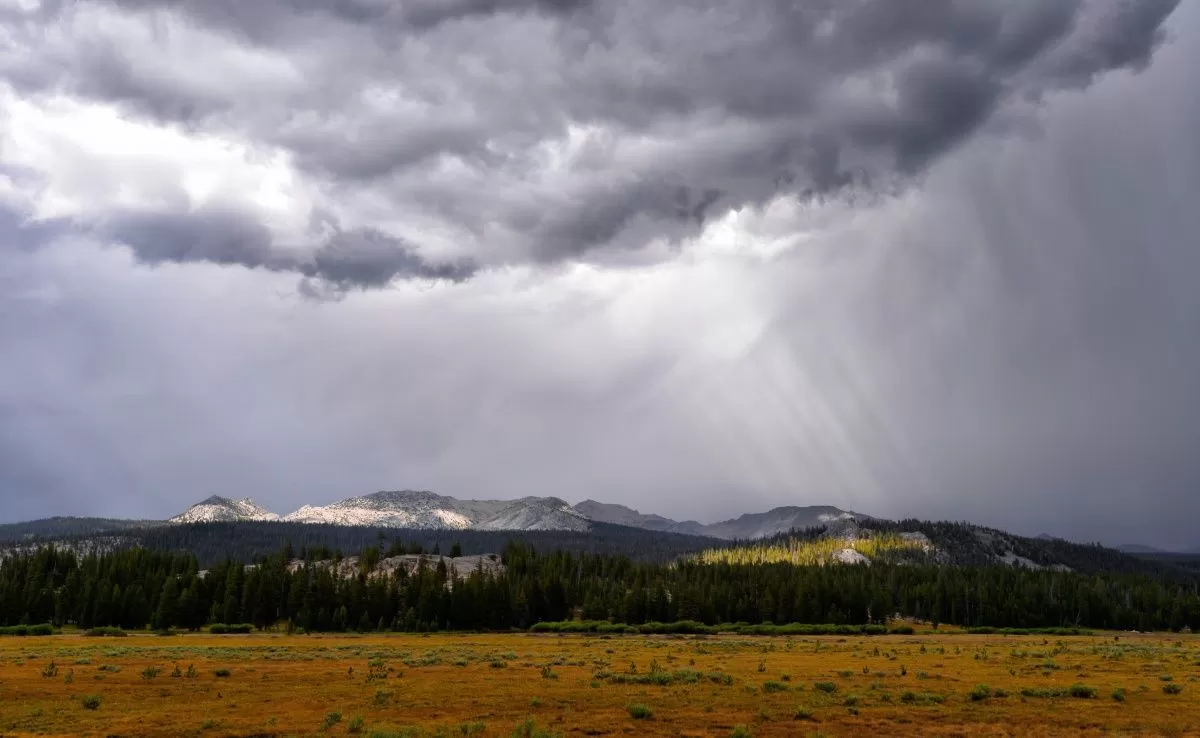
[1, 1, 1198, 547]
[1, 0, 1183, 282]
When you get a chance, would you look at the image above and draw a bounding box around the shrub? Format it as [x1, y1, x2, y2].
[762, 680, 788, 693]
[540, 665, 557, 680]
[41, 660, 58, 678]
[84, 626, 127, 637]
[321, 711, 342, 731]
[1163, 683, 1183, 695]
[730, 726, 753, 738]
[509, 718, 563, 738]
[1068, 684, 1097, 699]
[0, 623, 55, 636]
[141, 665, 161, 680]
[82, 695, 102, 710]
[813, 681, 837, 693]
[1112, 688, 1126, 702]
[214, 668, 232, 678]
[348, 714, 365, 734]
[626, 703, 653, 720]
[209, 623, 254, 635]
[969, 685, 992, 701]
[793, 707, 816, 721]
[185, 664, 198, 679]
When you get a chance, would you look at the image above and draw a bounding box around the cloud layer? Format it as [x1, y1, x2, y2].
[1, 0, 1198, 548]
[1, 0, 1182, 287]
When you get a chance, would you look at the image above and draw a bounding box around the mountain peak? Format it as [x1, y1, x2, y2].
[170, 496, 279, 524]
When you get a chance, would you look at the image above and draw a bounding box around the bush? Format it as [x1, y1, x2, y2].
[1163, 683, 1183, 695]
[0, 623, 55, 636]
[84, 626, 127, 637]
[793, 707, 816, 721]
[214, 668, 232, 678]
[1068, 684, 1097, 699]
[969, 685, 992, 701]
[527, 620, 906, 637]
[321, 711, 342, 731]
[509, 718, 563, 738]
[1112, 688, 1126, 702]
[626, 703, 653, 720]
[141, 665, 161, 680]
[209, 623, 254, 635]
[347, 714, 365, 734]
[813, 681, 837, 693]
[730, 727, 753, 738]
[965, 627, 1091, 636]
[82, 695, 102, 710]
[762, 680, 788, 693]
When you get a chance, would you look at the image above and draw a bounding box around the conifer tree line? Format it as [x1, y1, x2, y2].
[1, 542, 1198, 633]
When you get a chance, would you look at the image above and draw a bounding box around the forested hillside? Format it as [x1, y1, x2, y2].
[698, 520, 1196, 579]
[2, 540, 1198, 634]
[0, 520, 717, 567]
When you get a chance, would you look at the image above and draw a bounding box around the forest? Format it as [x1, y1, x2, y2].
[2, 538, 1199, 634]
[0, 520, 717, 566]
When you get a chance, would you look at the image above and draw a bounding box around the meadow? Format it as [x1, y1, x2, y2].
[1, 630, 1198, 737]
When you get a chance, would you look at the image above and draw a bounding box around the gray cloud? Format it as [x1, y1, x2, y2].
[0, 0, 1183, 284]
[99, 207, 476, 290]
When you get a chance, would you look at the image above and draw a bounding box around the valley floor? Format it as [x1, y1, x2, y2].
[1, 631, 1198, 737]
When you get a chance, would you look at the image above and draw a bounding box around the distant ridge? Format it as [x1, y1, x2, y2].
[572, 500, 866, 540]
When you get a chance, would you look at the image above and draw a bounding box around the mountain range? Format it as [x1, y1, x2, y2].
[4, 492, 1195, 562]
[167, 492, 865, 540]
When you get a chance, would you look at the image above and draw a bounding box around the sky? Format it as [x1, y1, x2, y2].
[1, 0, 1198, 548]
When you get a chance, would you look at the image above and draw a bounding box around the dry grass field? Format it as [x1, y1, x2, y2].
[1, 630, 1198, 737]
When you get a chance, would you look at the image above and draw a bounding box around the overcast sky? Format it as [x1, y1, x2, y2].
[2, 0, 1197, 548]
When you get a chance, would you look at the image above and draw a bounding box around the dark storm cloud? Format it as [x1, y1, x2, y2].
[100, 208, 476, 289]
[0, 0, 1183, 282]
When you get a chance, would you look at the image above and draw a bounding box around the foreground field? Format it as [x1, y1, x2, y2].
[1, 631, 1198, 737]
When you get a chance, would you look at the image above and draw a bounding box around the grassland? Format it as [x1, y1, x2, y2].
[1, 630, 1198, 737]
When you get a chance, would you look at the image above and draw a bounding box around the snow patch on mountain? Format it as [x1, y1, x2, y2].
[170, 496, 279, 524]
[281, 490, 496, 529]
[275, 491, 590, 532]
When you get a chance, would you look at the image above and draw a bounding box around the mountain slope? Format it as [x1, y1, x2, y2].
[572, 500, 690, 533]
[169, 496, 279, 524]
[282, 490, 502, 529]
[702, 505, 867, 540]
[478, 497, 591, 532]
[280, 491, 591, 532]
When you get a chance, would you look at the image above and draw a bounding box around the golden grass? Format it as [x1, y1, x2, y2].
[1, 631, 1199, 737]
